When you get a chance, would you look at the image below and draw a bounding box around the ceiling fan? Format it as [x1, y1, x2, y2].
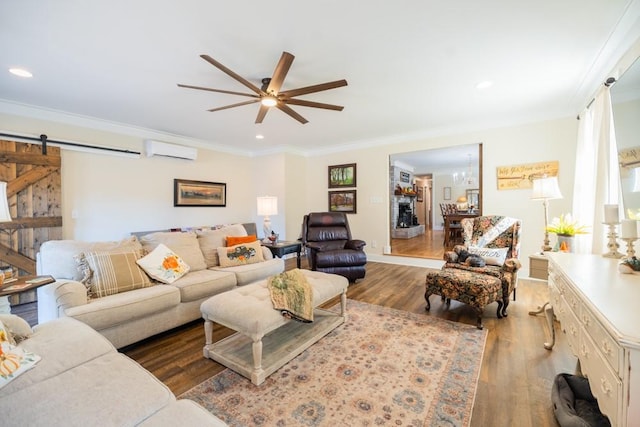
[178, 52, 347, 124]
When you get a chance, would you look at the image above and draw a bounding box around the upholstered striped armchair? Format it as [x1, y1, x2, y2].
[425, 215, 522, 329]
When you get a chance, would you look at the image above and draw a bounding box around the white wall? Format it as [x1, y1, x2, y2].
[302, 117, 578, 269]
[1, 110, 579, 274]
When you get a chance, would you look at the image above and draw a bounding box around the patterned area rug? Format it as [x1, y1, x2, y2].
[181, 300, 487, 427]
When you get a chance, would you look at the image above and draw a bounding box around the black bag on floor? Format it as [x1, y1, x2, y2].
[551, 373, 611, 427]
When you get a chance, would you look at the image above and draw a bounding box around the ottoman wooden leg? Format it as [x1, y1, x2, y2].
[251, 335, 265, 385]
[203, 319, 213, 358]
[424, 291, 432, 311]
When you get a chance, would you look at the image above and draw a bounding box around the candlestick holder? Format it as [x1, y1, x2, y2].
[603, 222, 624, 258]
[622, 237, 637, 259]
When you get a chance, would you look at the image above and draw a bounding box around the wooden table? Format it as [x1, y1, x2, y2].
[261, 241, 303, 268]
[443, 213, 478, 247]
[0, 275, 55, 314]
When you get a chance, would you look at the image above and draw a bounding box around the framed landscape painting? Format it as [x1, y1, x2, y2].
[174, 179, 226, 207]
[328, 190, 357, 214]
[328, 163, 357, 188]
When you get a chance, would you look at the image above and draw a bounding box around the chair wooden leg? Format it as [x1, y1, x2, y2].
[475, 308, 484, 329]
[496, 300, 504, 319]
[424, 292, 431, 311]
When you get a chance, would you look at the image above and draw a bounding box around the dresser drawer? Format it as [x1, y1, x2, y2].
[561, 295, 581, 353]
[579, 333, 621, 426]
[580, 308, 623, 376]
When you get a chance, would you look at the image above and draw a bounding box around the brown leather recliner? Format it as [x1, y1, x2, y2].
[301, 212, 367, 282]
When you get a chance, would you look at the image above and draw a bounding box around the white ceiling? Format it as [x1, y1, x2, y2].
[0, 1, 639, 156]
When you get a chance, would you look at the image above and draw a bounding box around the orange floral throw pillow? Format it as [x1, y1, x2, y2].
[136, 243, 190, 284]
[226, 235, 257, 246]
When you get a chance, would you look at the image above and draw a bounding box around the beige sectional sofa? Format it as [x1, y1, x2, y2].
[36, 223, 284, 348]
[0, 314, 226, 426]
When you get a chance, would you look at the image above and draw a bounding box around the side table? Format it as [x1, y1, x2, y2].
[529, 253, 549, 280]
[262, 241, 302, 268]
[0, 275, 55, 314]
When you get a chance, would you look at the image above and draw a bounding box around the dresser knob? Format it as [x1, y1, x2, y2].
[601, 378, 612, 395]
[602, 341, 612, 355]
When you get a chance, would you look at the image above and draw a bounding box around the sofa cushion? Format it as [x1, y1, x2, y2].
[137, 399, 228, 427]
[2, 317, 114, 396]
[169, 269, 237, 302]
[140, 231, 207, 272]
[214, 257, 285, 286]
[38, 236, 143, 281]
[77, 250, 154, 298]
[196, 224, 248, 268]
[65, 285, 181, 331]
[217, 240, 264, 267]
[1, 352, 174, 427]
[137, 244, 190, 284]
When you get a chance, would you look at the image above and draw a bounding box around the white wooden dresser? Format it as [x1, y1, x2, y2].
[547, 253, 640, 427]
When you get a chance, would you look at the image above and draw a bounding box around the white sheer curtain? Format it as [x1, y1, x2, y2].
[572, 85, 620, 254]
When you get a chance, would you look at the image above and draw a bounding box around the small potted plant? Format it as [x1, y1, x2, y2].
[546, 213, 589, 252]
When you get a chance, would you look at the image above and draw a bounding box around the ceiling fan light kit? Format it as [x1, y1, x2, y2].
[178, 51, 347, 124]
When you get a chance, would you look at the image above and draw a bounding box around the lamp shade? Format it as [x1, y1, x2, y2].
[0, 182, 11, 222]
[531, 176, 563, 200]
[257, 196, 278, 216]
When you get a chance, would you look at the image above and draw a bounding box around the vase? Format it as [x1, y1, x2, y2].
[556, 235, 574, 253]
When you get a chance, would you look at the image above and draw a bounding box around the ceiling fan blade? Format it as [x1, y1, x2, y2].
[279, 79, 348, 98]
[276, 103, 308, 124]
[284, 98, 344, 111]
[255, 104, 270, 124]
[207, 99, 260, 112]
[177, 84, 259, 98]
[200, 54, 263, 96]
[266, 52, 294, 94]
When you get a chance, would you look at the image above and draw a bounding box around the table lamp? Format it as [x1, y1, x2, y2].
[531, 176, 562, 251]
[257, 196, 277, 242]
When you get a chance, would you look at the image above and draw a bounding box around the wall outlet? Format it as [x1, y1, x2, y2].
[371, 240, 377, 248]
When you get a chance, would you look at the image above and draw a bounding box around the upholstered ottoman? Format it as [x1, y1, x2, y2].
[200, 270, 348, 385]
[425, 269, 504, 329]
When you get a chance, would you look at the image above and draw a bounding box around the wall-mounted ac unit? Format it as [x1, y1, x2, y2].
[144, 140, 197, 160]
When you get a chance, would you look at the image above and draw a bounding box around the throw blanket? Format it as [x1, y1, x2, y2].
[267, 269, 314, 323]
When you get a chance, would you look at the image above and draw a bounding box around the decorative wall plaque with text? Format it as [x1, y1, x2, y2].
[496, 160, 559, 190]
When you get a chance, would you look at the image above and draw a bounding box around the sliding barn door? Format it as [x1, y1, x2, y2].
[0, 140, 62, 304]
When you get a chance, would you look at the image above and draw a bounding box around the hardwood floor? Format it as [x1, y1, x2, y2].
[13, 258, 576, 426]
[391, 228, 447, 259]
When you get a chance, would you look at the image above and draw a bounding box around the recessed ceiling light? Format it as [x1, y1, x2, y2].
[256, 134, 265, 140]
[476, 80, 493, 90]
[9, 68, 33, 78]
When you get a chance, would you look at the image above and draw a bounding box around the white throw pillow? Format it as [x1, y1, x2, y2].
[139, 231, 207, 272]
[467, 246, 509, 266]
[137, 243, 190, 284]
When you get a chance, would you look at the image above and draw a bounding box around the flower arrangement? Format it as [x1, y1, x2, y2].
[546, 214, 589, 236]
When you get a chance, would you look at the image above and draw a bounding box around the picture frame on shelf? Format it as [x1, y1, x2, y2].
[174, 179, 226, 207]
[400, 171, 410, 183]
[328, 190, 357, 214]
[328, 163, 357, 188]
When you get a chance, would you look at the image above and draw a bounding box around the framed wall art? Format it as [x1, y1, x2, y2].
[328, 190, 357, 214]
[443, 186, 451, 200]
[328, 163, 357, 188]
[400, 171, 410, 183]
[174, 179, 226, 207]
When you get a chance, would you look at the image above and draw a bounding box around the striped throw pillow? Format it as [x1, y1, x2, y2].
[77, 251, 154, 298]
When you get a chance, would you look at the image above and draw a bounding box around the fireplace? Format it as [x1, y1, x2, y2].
[397, 203, 412, 228]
